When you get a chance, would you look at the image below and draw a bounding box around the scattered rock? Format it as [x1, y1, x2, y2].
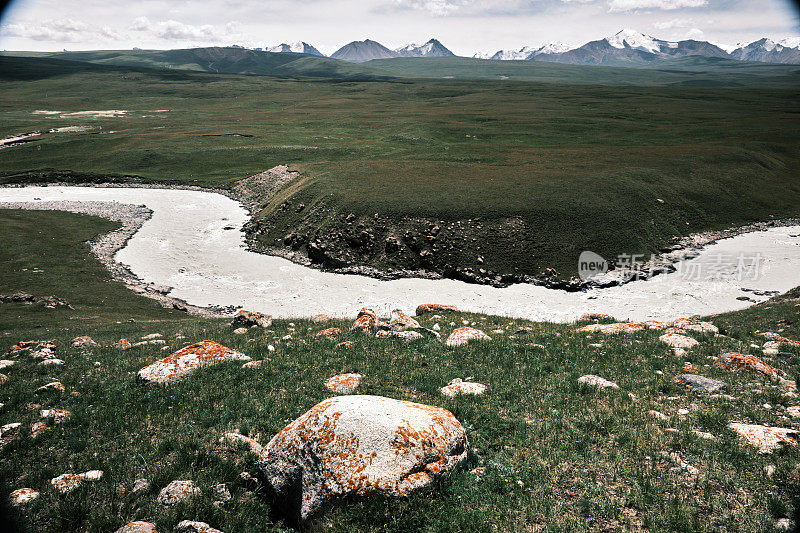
[579, 313, 615, 322]
[389, 330, 424, 343]
[0, 360, 15, 370]
[70, 336, 97, 348]
[578, 375, 619, 389]
[36, 381, 65, 392]
[259, 395, 468, 521]
[692, 430, 716, 440]
[233, 327, 248, 335]
[440, 378, 486, 397]
[715, 352, 788, 380]
[30, 341, 56, 359]
[759, 332, 800, 347]
[445, 327, 491, 347]
[158, 480, 200, 508]
[214, 483, 232, 504]
[220, 432, 263, 454]
[132, 478, 150, 493]
[325, 373, 363, 394]
[41, 408, 71, 424]
[51, 470, 103, 493]
[141, 333, 162, 340]
[231, 310, 272, 329]
[311, 314, 332, 323]
[659, 332, 699, 352]
[728, 422, 797, 453]
[649, 410, 670, 421]
[39, 358, 64, 365]
[416, 304, 458, 316]
[672, 316, 718, 334]
[174, 521, 223, 533]
[242, 360, 265, 369]
[9, 488, 39, 506]
[336, 341, 353, 349]
[388, 309, 420, 330]
[762, 341, 781, 355]
[137, 341, 250, 384]
[1, 422, 21, 438]
[114, 522, 157, 533]
[350, 308, 379, 335]
[661, 451, 698, 475]
[579, 321, 664, 334]
[776, 518, 795, 532]
[30, 421, 47, 438]
[316, 327, 342, 340]
[675, 374, 727, 392]
[0, 373, 7, 384]
[787, 406, 800, 417]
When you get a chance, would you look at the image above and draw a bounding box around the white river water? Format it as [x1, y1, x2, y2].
[1, 186, 799, 322]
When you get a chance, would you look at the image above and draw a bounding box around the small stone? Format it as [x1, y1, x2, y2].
[0, 360, 15, 369]
[787, 406, 800, 417]
[432, 323, 441, 331]
[158, 480, 199, 508]
[51, 470, 103, 493]
[39, 358, 64, 365]
[677, 408, 690, 416]
[765, 465, 776, 478]
[649, 410, 669, 421]
[220, 432, 263, 454]
[242, 360, 265, 368]
[214, 483, 231, 503]
[9, 488, 39, 506]
[267, 344, 275, 352]
[132, 478, 150, 493]
[390, 330, 424, 343]
[445, 327, 491, 347]
[316, 327, 342, 340]
[141, 333, 162, 340]
[36, 381, 65, 392]
[578, 375, 619, 389]
[776, 518, 794, 532]
[692, 430, 715, 440]
[233, 327, 248, 335]
[116, 339, 132, 350]
[336, 341, 353, 349]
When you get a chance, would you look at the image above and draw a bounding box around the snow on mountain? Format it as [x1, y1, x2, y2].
[605, 29, 661, 54]
[778, 37, 800, 49]
[266, 42, 324, 57]
[491, 46, 538, 61]
[394, 39, 455, 58]
[536, 42, 571, 55]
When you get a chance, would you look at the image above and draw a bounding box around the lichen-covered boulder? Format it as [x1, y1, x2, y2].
[51, 470, 103, 493]
[416, 304, 458, 316]
[440, 378, 486, 397]
[316, 328, 342, 340]
[324, 373, 363, 394]
[659, 332, 699, 351]
[445, 327, 491, 347]
[137, 341, 250, 384]
[258, 395, 468, 521]
[231, 309, 272, 329]
[174, 521, 223, 533]
[715, 352, 788, 380]
[350, 308, 379, 335]
[759, 332, 800, 347]
[71, 336, 97, 348]
[672, 317, 718, 334]
[388, 309, 420, 330]
[114, 522, 157, 533]
[158, 480, 200, 508]
[9, 488, 39, 506]
[728, 422, 797, 453]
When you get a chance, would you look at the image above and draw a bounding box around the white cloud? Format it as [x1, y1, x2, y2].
[683, 27, 704, 39]
[128, 17, 238, 42]
[652, 17, 695, 29]
[0, 18, 114, 43]
[392, 0, 468, 16]
[608, 0, 707, 12]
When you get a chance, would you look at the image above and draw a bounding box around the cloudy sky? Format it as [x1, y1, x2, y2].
[0, 0, 798, 55]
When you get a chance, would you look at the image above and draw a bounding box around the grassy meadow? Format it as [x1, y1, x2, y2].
[1, 55, 800, 279]
[1, 205, 799, 532]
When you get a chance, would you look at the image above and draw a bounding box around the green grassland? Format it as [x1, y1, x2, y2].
[2, 55, 799, 279]
[1, 208, 799, 532]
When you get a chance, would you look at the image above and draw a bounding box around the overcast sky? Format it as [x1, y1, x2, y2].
[0, 0, 798, 55]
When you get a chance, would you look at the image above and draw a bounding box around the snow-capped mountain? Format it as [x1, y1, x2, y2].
[605, 29, 663, 54]
[266, 42, 324, 57]
[477, 42, 572, 61]
[395, 39, 454, 58]
[730, 38, 800, 63]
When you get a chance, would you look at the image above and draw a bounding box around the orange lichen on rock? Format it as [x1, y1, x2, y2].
[728, 422, 797, 453]
[350, 308, 379, 335]
[715, 352, 788, 380]
[317, 328, 342, 340]
[388, 309, 420, 330]
[672, 316, 718, 334]
[415, 304, 458, 316]
[51, 470, 103, 493]
[759, 332, 800, 346]
[70, 336, 97, 348]
[36, 381, 65, 392]
[311, 314, 332, 323]
[579, 321, 666, 334]
[445, 327, 491, 347]
[259, 395, 468, 521]
[659, 332, 700, 351]
[336, 341, 353, 349]
[116, 339, 132, 350]
[137, 340, 250, 384]
[325, 373, 363, 394]
[440, 378, 486, 397]
[158, 480, 200, 507]
[9, 488, 39, 506]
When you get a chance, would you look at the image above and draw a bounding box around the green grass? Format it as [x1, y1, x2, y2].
[1, 204, 799, 532]
[1, 56, 799, 279]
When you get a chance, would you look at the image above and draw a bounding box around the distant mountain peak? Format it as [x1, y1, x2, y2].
[266, 42, 324, 57]
[330, 39, 399, 62]
[395, 38, 455, 58]
[605, 29, 661, 54]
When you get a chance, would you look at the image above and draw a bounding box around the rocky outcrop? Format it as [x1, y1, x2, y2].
[258, 395, 468, 521]
[728, 422, 797, 453]
[445, 327, 491, 347]
[137, 341, 250, 384]
[579, 321, 665, 334]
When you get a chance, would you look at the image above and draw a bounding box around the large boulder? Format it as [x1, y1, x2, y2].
[258, 395, 468, 521]
[388, 309, 420, 330]
[350, 308, 379, 335]
[137, 341, 250, 384]
[728, 422, 797, 453]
